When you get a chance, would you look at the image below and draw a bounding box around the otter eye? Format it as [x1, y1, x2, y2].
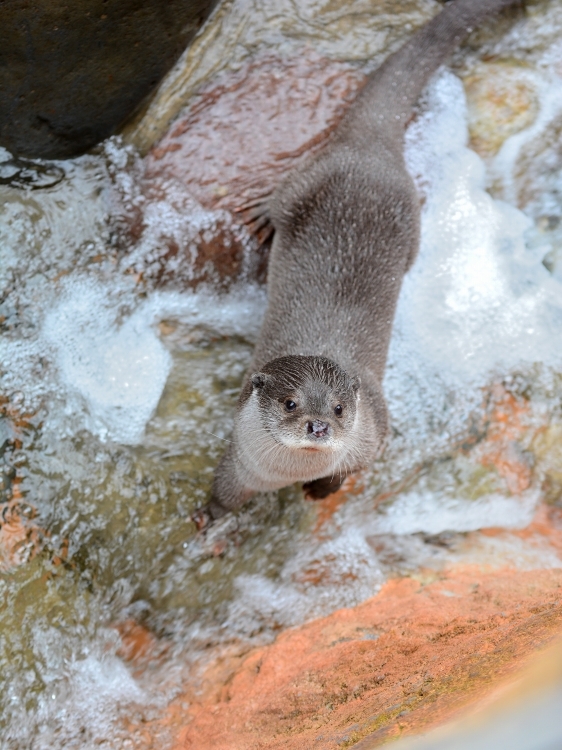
[334, 404, 343, 417]
[284, 399, 297, 412]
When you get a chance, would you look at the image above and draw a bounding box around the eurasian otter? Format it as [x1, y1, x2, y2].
[193, 0, 520, 528]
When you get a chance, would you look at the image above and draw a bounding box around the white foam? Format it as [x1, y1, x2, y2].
[64, 652, 148, 717]
[225, 524, 384, 633]
[379, 70, 562, 472]
[36, 653, 150, 750]
[38, 278, 265, 444]
[43, 278, 172, 444]
[0, 259, 266, 446]
[143, 283, 266, 340]
[400, 71, 562, 382]
[375, 487, 540, 536]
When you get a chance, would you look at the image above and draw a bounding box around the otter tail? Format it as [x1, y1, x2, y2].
[338, 0, 520, 149]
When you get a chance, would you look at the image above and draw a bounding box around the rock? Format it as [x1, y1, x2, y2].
[104, 144, 262, 290]
[533, 424, 562, 506]
[0, 395, 43, 571]
[123, 0, 437, 155]
[511, 111, 562, 212]
[0, 0, 218, 159]
[464, 63, 540, 158]
[138, 567, 562, 749]
[388, 637, 562, 750]
[0, 395, 69, 573]
[471, 383, 535, 496]
[111, 53, 365, 289]
[145, 52, 366, 211]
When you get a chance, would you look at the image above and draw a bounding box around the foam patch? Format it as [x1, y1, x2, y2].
[43, 279, 172, 444]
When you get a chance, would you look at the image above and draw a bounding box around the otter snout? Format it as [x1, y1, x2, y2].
[306, 420, 331, 438]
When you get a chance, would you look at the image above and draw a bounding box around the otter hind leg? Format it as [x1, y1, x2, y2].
[234, 196, 275, 246]
[303, 474, 346, 500]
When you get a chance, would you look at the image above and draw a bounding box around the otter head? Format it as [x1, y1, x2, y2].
[248, 355, 360, 451]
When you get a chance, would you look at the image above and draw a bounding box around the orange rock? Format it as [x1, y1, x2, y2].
[0, 496, 42, 571]
[138, 568, 562, 750]
[116, 620, 159, 663]
[464, 62, 539, 158]
[471, 384, 535, 494]
[0, 396, 45, 571]
[112, 619, 173, 684]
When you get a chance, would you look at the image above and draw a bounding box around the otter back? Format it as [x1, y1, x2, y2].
[193, 0, 521, 528]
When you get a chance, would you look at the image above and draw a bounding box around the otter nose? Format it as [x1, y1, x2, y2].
[306, 420, 330, 438]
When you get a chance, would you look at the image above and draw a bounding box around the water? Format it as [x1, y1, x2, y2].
[2, 0, 562, 747]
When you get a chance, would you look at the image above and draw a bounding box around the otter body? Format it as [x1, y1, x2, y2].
[200, 0, 519, 524]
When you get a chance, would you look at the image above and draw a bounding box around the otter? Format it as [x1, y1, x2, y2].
[193, 0, 520, 528]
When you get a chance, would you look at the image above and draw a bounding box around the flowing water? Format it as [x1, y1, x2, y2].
[1, 0, 562, 747]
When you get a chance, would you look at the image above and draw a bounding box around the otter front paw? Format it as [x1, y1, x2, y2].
[191, 499, 229, 531]
[303, 475, 345, 500]
[191, 506, 213, 531]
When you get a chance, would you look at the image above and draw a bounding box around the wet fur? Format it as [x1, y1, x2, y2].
[200, 0, 520, 523]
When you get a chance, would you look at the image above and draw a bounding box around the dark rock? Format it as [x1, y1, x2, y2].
[0, 0, 218, 159]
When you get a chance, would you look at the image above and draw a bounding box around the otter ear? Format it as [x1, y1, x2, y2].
[351, 376, 361, 393]
[251, 372, 269, 389]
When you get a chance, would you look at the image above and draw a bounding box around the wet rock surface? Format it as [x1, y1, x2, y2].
[123, 0, 438, 155]
[102, 141, 262, 290]
[102, 53, 366, 291]
[0, 395, 44, 571]
[123, 52, 366, 288]
[139, 565, 562, 749]
[0, 0, 218, 159]
[145, 52, 366, 211]
[465, 62, 540, 157]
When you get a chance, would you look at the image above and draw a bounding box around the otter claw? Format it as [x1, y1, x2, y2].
[191, 507, 213, 532]
[303, 475, 346, 500]
[234, 195, 271, 212]
[256, 223, 274, 245]
[239, 204, 270, 227]
[247, 212, 270, 232]
[303, 486, 324, 501]
[234, 195, 275, 246]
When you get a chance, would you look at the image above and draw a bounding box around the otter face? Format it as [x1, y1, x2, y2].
[249, 355, 360, 451]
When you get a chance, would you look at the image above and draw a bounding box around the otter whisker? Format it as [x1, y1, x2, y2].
[205, 430, 234, 444]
